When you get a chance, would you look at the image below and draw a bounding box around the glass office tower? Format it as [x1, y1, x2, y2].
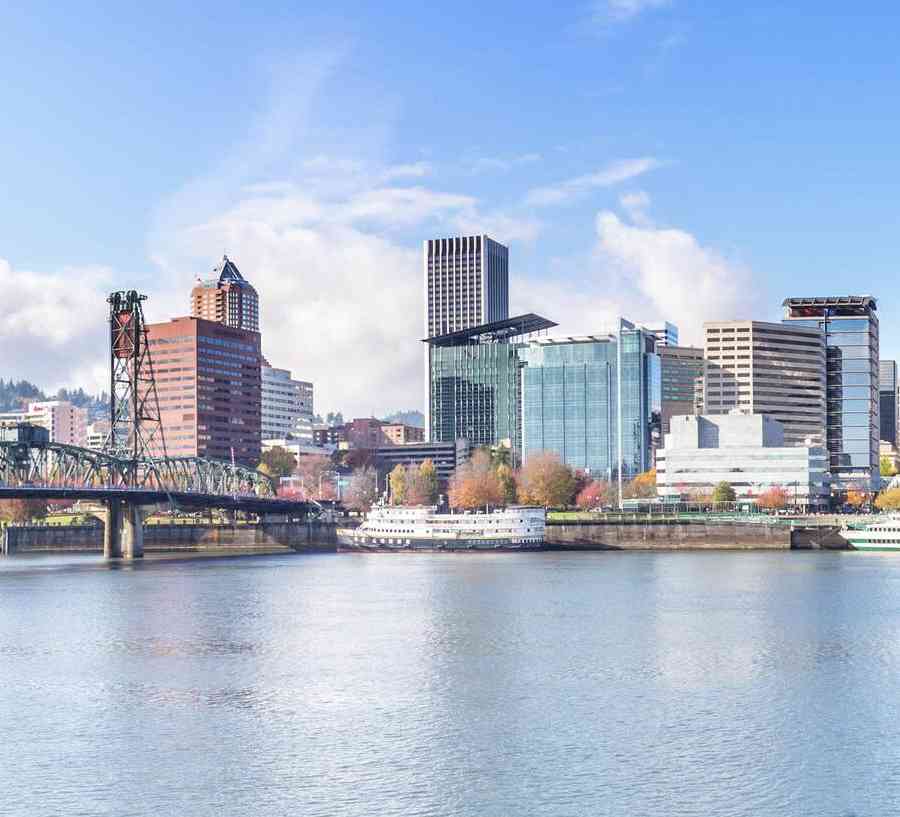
[783, 296, 879, 491]
[879, 360, 898, 445]
[519, 321, 661, 478]
[426, 315, 556, 452]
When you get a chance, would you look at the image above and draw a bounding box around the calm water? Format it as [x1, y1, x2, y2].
[2, 551, 900, 816]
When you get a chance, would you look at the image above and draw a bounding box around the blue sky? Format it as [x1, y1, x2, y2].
[2, 1, 900, 415]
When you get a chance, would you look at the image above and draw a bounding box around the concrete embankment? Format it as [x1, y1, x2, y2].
[545, 519, 841, 550]
[2, 521, 339, 555]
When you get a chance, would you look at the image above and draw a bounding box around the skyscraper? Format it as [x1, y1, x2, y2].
[191, 255, 260, 332]
[702, 321, 826, 447]
[146, 317, 262, 466]
[423, 235, 508, 339]
[879, 360, 898, 445]
[426, 314, 555, 452]
[783, 296, 880, 490]
[519, 322, 661, 479]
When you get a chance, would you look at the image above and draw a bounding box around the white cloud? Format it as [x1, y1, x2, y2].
[524, 157, 665, 206]
[0, 258, 113, 394]
[469, 153, 542, 174]
[516, 199, 763, 347]
[618, 190, 652, 226]
[595, 0, 672, 24]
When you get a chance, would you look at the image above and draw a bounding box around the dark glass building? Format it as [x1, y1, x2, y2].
[426, 315, 556, 453]
[659, 345, 704, 436]
[783, 296, 879, 490]
[880, 360, 898, 445]
[518, 321, 661, 479]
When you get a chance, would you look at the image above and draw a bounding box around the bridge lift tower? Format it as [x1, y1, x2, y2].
[105, 290, 168, 486]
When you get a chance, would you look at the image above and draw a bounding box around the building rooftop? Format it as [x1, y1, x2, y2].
[423, 314, 557, 346]
[783, 295, 877, 310]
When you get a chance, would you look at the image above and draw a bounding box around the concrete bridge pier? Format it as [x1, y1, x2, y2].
[101, 501, 163, 560]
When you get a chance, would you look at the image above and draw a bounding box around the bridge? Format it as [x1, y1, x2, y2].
[0, 290, 319, 559]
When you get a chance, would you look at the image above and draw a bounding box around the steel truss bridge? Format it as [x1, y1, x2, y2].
[0, 440, 313, 515]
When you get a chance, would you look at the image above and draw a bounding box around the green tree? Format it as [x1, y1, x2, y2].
[417, 459, 439, 504]
[881, 456, 898, 478]
[496, 463, 518, 505]
[712, 481, 736, 503]
[389, 464, 408, 505]
[259, 446, 297, 479]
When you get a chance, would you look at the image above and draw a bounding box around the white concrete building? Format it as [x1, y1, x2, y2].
[261, 364, 314, 441]
[84, 420, 110, 450]
[656, 413, 829, 507]
[0, 401, 88, 446]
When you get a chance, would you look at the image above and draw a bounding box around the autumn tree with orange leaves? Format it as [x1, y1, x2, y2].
[448, 450, 504, 510]
[757, 486, 788, 511]
[517, 451, 577, 508]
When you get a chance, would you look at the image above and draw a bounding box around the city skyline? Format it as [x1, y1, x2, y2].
[4, 3, 900, 417]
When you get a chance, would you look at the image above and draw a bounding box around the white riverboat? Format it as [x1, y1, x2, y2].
[337, 504, 546, 552]
[838, 515, 900, 551]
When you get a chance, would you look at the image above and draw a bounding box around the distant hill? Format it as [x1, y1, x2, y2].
[382, 410, 425, 428]
[0, 379, 107, 420]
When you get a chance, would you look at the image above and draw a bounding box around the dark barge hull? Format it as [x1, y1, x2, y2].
[337, 534, 545, 553]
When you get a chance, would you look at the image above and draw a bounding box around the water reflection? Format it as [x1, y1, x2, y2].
[2, 551, 900, 816]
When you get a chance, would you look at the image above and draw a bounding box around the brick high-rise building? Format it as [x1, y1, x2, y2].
[191, 255, 259, 332]
[146, 316, 262, 466]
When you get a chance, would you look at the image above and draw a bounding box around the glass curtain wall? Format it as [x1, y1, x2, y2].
[783, 300, 879, 489]
[519, 327, 660, 478]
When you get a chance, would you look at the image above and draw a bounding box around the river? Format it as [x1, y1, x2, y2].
[1, 550, 898, 816]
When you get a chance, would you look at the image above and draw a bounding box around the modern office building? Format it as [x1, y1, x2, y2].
[427, 314, 556, 453]
[191, 255, 260, 332]
[659, 346, 703, 435]
[879, 360, 898, 445]
[373, 439, 471, 487]
[656, 413, 829, 508]
[703, 321, 826, 448]
[424, 234, 509, 339]
[645, 322, 679, 348]
[783, 296, 880, 490]
[518, 321, 661, 479]
[261, 363, 314, 441]
[0, 401, 88, 446]
[146, 316, 262, 466]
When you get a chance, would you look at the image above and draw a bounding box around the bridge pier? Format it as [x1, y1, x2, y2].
[100, 500, 158, 560]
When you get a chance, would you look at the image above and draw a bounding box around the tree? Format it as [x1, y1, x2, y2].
[517, 451, 577, 508]
[712, 481, 736, 503]
[344, 467, 378, 511]
[405, 460, 438, 506]
[623, 468, 656, 499]
[389, 464, 408, 505]
[0, 499, 47, 524]
[259, 446, 297, 479]
[496, 463, 518, 505]
[757, 486, 788, 511]
[881, 456, 898, 478]
[448, 450, 504, 510]
[295, 454, 337, 500]
[846, 486, 867, 510]
[875, 487, 900, 511]
[576, 480, 609, 511]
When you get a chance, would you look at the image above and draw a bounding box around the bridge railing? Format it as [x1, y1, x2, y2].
[0, 442, 276, 499]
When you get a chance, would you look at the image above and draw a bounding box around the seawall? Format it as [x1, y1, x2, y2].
[2, 521, 340, 555]
[546, 519, 794, 550]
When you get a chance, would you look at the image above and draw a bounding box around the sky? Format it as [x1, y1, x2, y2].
[2, 1, 900, 417]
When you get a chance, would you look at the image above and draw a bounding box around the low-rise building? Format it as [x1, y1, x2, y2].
[373, 439, 470, 487]
[656, 413, 829, 508]
[0, 401, 88, 446]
